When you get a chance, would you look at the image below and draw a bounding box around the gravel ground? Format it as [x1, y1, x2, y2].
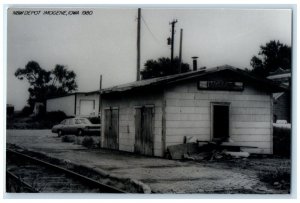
[6, 129, 290, 194]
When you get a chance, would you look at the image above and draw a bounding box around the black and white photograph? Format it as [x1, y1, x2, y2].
[4, 5, 294, 196]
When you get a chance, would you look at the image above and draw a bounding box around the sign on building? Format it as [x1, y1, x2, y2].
[198, 81, 244, 91]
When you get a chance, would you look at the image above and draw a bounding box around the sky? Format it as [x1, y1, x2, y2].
[7, 7, 292, 110]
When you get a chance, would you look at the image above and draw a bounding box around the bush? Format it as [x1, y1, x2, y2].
[7, 105, 14, 117]
[273, 126, 291, 157]
[258, 166, 290, 190]
[21, 106, 33, 116]
[31, 111, 67, 128]
[44, 111, 67, 123]
[61, 135, 76, 143]
[88, 117, 100, 124]
[75, 137, 84, 145]
[82, 137, 95, 148]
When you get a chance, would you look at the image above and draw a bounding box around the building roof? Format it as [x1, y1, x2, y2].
[268, 68, 291, 76]
[267, 68, 291, 81]
[98, 65, 287, 95]
[273, 92, 285, 100]
[46, 91, 98, 100]
[267, 73, 291, 80]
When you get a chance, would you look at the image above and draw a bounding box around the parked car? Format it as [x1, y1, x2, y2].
[52, 117, 101, 137]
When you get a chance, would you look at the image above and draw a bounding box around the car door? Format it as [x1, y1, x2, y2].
[68, 118, 77, 134]
[65, 118, 75, 135]
[59, 119, 67, 133]
[74, 118, 85, 132]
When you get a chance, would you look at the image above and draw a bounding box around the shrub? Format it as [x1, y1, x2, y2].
[7, 105, 14, 117]
[82, 137, 95, 148]
[88, 117, 101, 124]
[32, 111, 67, 128]
[75, 137, 83, 145]
[273, 126, 291, 157]
[258, 166, 290, 190]
[44, 111, 67, 123]
[21, 106, 33, 116]
[61, 135, 75, 143]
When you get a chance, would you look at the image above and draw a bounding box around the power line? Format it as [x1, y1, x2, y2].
[141, 16, 161, 45]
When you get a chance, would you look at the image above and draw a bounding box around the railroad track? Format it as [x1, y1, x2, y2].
[6, 149, 125, 193]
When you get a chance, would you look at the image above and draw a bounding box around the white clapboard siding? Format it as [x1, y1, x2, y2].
[166, 134, 209, 143]
[166, 113, 210, 121]
[231, 128, 271, 135]
[166, 106, 210, 114]
[231, 114, 270, 122]
[154, 127, 162, 135]
[119, 144, 134, 152]
[101, 91, 164, 157]
[231, 135, 271, 142]
[119, 137, 134, 146]
[166, 127, 210, 136]
[164, 79, 272, 154]
[232, 121, 270, 128]
[166, 120, 210, 128]
[231, 107, 271, 115]
[231, 100, 270, 108]
[231, 141, 271, 149]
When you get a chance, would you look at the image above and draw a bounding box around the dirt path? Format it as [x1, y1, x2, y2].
[6, 130, 288, 193]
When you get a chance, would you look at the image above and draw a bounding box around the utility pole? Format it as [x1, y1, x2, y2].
[136, 8, 141, 81]
[179, 28, 183, 73]
[170, 19, 178, 64]
[98, 74, 102, 118]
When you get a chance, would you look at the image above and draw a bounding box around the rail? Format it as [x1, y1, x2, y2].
[7, 149, 126, 193]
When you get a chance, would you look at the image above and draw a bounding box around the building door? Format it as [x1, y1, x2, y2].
[212, 104, 229, 141]
[104, 108, 119, 150]
[80, 100, 95, 116]
[134, 106, 154, 156]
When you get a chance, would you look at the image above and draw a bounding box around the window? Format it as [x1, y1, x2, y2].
[68, 119, 74, 125]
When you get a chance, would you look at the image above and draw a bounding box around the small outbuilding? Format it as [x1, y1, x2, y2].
[46, 92, 100, 117]
[100, 65, 285, 157]
[267, 68, 291, 123]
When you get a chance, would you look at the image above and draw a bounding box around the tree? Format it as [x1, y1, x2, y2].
[15, 61, 77, 109]
[250, 40, 291, 77]
[49, 64, 77, 97]
[140, 57, 191, 80]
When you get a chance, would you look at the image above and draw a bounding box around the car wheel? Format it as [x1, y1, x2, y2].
[58, 130, 63, 137]
[77, 129, 84, 136]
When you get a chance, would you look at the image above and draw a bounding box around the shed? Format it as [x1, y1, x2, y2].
[272, 91, 291, 123]
[267, 68, 291, 123]
[100, 65, 286, 157]
[46, 92, 100, 117]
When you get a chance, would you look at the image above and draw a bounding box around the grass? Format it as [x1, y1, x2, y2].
[257, 165, 290, 191]
[7, 111, 67, 129]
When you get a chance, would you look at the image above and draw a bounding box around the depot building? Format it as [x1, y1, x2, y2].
[100, 65, 285, 157]
[46, 92, 100, 117]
